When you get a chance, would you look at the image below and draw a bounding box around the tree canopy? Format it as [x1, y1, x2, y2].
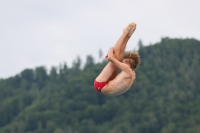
[0, 38, 200, 133]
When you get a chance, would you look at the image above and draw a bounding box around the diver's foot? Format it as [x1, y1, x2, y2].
[123, 22, 137, 37]
[128, 23, 136, 36]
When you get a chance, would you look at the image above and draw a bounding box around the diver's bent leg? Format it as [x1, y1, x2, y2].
[95, 62, 118, 82]
[96, 22, 136, 82]
[113, 22, 136, 61]
[96, 36, 132, 82]
[108, 22, 136, 80]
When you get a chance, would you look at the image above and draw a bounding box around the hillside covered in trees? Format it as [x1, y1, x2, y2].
[0, 38, 200, 133]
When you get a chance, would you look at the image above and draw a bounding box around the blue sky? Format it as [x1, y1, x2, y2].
[0, 0, 200, 78]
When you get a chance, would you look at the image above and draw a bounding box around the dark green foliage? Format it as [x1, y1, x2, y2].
[84, 55, 95, 69]
[0, 38, 200, 133]
[21, 69, 34, 83]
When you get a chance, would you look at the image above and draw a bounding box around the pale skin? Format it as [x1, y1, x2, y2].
[95, 22, 137, 96]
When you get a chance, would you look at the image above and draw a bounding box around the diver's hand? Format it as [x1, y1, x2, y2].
[107, 47, 114, 60]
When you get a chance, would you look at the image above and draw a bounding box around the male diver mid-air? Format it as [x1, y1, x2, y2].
[94, 22, 140, 96]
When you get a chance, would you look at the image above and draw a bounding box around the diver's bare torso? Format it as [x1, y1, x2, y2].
[101, 70, 136, 96]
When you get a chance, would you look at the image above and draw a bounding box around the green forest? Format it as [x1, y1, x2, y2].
[0, 37, 200, 133]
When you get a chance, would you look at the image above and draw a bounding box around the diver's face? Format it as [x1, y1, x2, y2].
[123, 58, 130, 64]
[122, 59, 126, 63]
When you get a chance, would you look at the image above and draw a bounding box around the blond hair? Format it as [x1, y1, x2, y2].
[123, 51, 140, 70]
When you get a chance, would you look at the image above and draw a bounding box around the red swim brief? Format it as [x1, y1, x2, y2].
[94, 80, 109, 93]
